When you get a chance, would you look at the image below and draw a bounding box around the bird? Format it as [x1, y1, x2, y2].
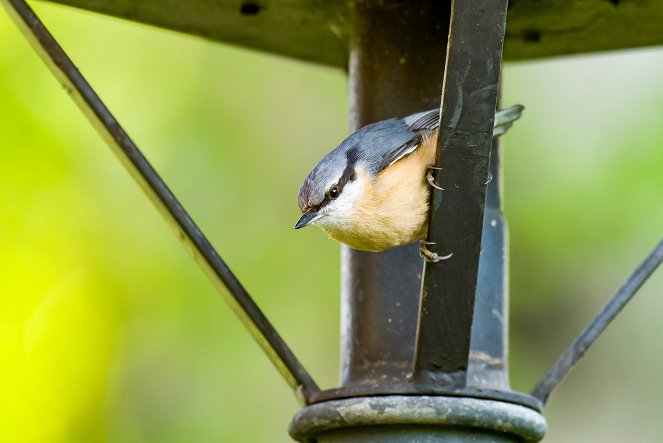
[295, 105, 524, 261]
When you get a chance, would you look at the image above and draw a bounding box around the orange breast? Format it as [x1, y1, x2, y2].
[323, 130, 438, 252]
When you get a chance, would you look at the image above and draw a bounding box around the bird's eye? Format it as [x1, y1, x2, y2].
[329, 186, 339, 199]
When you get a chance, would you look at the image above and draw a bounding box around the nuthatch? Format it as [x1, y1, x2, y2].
[295, 105, 524, 259]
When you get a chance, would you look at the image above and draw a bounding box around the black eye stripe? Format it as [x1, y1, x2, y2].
[316, 150, 358, 210]
[336, 154, 357, 190]
[345, 146, 360, 165]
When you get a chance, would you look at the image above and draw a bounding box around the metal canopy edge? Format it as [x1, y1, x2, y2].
[42, 0, 663, 67]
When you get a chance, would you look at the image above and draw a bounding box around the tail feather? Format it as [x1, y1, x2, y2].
[493, 104, 525, 137]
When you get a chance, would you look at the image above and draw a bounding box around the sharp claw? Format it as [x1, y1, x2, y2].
[426, 170, 444, 191]
[419, 240, 453, 263]
[485, 172, 493, 185]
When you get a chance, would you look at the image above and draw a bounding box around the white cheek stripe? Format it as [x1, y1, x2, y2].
[316, 178, 365, 231]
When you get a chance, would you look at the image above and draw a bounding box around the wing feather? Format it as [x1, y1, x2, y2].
[376, 105, 524, 172]
[402, 109, 441, 132]
[379, 110, 439, 169]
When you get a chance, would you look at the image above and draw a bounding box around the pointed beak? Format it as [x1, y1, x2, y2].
[295, 210, 322, 229]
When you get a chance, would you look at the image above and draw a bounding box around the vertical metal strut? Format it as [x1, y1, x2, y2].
[413, 0, 510, 386]
[1, 0, 319, 403]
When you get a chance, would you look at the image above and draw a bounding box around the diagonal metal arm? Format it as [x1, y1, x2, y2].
[413, 0, 509, 385]
[532, 239, 663, 404]
[1, 0, 319, 403]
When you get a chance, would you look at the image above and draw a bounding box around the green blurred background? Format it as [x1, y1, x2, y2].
[1, 3, 662, 442]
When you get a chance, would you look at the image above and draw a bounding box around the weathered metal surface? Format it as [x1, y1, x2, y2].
[413, 0, 508, 386]
[532, 239, 663, 403]
[1, 0, 320, 403]
[42, 0, 663, 67]
[309, 379, 542, 411]
[289, 396, 547, 442]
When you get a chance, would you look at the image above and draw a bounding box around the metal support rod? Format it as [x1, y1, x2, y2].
[414, 0, 509, 384]
[1, 0, 319, 403]
[532, 239, 663, 403]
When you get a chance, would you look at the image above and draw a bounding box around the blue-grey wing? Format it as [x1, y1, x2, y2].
[402, 105, 524, 134]
[402, 109, 440, 132]
[368, 105, 524, 174]
[378, 110, 440, 170]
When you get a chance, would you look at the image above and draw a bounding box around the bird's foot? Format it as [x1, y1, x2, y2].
[419, 240, 453, 263]
[426, 165, 444, 191]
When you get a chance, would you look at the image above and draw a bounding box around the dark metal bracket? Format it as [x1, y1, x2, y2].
[0, 0, 319, 404]
[414, 0, 509, 386]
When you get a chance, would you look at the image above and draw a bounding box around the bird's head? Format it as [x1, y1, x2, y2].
[295, 144, 364, 232]
[295, 117, 424, 235]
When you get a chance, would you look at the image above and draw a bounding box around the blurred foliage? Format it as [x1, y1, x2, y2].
[0, 3, 662, 442]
